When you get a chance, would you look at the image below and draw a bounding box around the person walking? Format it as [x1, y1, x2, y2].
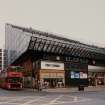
[37, 80, 42, 91]
[32, 78, 36, 91]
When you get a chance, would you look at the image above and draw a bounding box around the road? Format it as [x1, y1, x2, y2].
[0, 88, 105, 105]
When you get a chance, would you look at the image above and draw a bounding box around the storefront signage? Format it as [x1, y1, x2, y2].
[71, 71, 80, 79]
[71, 71, 75, 79]
[41, 73, 50, 78]
[71, 71, 87, 79]
[80, 72, 87, 79]
[88, 65, 105, 72]
[41, 61, 64, 70]
[65, 57, 88, 64]
[74, 73, 80, 79]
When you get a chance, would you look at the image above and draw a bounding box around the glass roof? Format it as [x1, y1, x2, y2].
[7, 24, 105, 61]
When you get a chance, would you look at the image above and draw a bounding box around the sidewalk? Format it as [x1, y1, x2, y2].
[43, 86, 105, 93]
[24, 86, 105, 93]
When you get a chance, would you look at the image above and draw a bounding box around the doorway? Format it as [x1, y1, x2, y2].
[44, 78, 64, 88]
[88, 72, 105, 86]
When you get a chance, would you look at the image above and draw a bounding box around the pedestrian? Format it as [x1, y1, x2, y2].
[44, 81, 47, 89]
[32, 78, 36, 91]
[37, 80, 42, 91]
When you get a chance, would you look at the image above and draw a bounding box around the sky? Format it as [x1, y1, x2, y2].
[0, 0, 105, 48]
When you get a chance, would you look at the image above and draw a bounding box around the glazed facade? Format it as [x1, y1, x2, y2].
[5, 24, 31, 64]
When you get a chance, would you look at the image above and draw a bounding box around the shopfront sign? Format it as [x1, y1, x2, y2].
[74, 73, 80, 79]
[41, 73, 50, 78]
[88, 65, 105, 72]
[80, 72, 87, 79]
[40, 72, 64, 79]
[65, 57, 88, 64]
[70, 71, 87, 79]
[41, 61, 64, 70]
[71, 71, 75, 79]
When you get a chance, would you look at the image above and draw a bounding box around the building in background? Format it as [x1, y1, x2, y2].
[5, 23, 105, 88]
[0, 49, 8, 71]
[3, 49, 8, 69]
[0, 49, 2, 71]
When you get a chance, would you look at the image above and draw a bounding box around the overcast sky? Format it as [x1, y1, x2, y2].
[0, 0, 105, 48]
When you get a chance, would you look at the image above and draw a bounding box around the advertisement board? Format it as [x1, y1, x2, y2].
[41, 61, 64, 70]
[71, 71, 80, 79]
[80, 72, 87, 79]
[71, 71, 75, 79]
[74, 72, 80, 79]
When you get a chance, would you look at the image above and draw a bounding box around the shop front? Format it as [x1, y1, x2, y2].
[38, 61, 65, 88]
[88, 72, 105, 86]
[65, 62, 88, 87]
[88, 65, 105, 87]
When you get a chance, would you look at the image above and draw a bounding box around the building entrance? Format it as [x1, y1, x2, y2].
[44, 78, 64, 88]
[88, 72, 105, 86]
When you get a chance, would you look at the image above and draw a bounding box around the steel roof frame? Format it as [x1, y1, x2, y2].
[28, 36, 105, 61]
[7, 24, 105, 60]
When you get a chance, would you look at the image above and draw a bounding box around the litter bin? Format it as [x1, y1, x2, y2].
[78, 85, 84, 91]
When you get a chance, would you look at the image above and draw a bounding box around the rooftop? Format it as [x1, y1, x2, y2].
[6, 23, 105, 61]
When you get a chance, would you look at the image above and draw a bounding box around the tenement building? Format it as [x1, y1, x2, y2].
[5, 23, 105, 88]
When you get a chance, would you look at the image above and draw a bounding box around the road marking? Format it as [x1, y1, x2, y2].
[0, 96, 41, 105]
[0, 96, 31, 104]
[44, 95, 91, 105]
[42, 95, 63, 105]
[73, 96, 78, 102]
[0, 95, 92, 105]
[0, 102, 18, 105]
[50, 98, 91, 104]
[20, 96, 43, 105]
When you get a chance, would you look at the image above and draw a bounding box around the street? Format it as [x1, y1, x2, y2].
[0, 88, 105, 105]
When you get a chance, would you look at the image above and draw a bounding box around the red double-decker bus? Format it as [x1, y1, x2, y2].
[0, 66, 23, 90]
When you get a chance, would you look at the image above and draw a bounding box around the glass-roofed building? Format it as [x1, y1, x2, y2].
[5, 23, 105, 88]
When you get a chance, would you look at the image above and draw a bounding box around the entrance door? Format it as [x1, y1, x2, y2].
[44, 78, 63, 88]
[50, 79, 57, 88]
[44, 78, 57, 88]
[88, 72, 105, 86]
